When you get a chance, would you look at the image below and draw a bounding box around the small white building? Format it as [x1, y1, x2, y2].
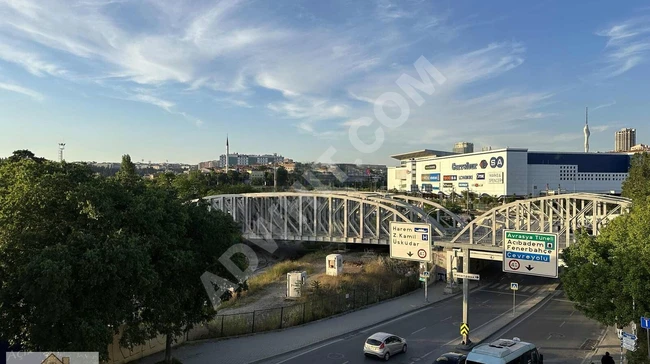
[326, 254, 343, 276]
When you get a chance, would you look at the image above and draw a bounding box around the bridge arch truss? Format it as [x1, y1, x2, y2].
[203, 191, 465, 244]
[449, 193, 632, 250]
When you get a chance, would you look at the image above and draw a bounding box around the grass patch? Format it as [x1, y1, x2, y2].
[249, 260, 313, 291]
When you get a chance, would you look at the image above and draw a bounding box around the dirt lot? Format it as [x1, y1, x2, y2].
[217, 249, 415, 315]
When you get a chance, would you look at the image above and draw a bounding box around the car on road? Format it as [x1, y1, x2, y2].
[363, 332, 407, 360]
[466, 337, 543, 364]
[434, 352, 467, 363]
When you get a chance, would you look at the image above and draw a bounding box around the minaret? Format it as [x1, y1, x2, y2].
[225, 135, 229, 172]
[583, 107, 590, 153]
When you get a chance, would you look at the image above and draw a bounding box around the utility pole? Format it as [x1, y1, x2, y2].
[462, 247, 471, 345]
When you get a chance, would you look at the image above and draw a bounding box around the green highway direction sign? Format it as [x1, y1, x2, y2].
[389, 221, 432, 263]
[503, 230, 558, 278]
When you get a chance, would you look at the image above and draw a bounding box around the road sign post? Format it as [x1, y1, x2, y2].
[389, 222, 432, 263]
[420, 263, 430, 303]
[462, 248, 471, 345]
[503, 230, 558, 278]
[511, 283, 518, 316]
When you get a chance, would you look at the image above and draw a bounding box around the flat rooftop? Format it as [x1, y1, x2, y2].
[390, 149, 457, 160]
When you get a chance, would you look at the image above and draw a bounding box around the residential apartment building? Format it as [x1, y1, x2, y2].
[615, 128, 636, 152]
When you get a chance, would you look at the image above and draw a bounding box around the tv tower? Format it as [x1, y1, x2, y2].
[583, 107, 590, 153]
[225, 135, 229, 173]
[58, 142, 66, 162]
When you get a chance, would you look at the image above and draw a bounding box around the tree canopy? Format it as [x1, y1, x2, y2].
[0, 151, 244, 363]
[622, 152, 650, 203]
[561, 152, 650, 362]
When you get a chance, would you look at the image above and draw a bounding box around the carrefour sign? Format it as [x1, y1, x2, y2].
[452, 162, 479, 170]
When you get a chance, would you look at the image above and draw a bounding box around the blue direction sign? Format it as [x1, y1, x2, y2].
[503, 230, 558, 278]
[622, 331, 637, 340]
[641, 317, 650, 329]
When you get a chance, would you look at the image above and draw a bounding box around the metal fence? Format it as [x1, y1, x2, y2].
[199, 275, 420, 339]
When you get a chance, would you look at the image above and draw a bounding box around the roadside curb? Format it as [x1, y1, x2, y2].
[453, 285, 560, 352]
[246, 284, 482, 364]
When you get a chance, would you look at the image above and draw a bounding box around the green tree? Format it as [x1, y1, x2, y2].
[622, 152, 650, 203]
[123, 194, 243, 364]
[562, 201, 650, 363]
[0, 156, 155, 360]
[7, 149, 46, 163]
[276, 166, 288, 187]
[115, 154, 140, 187]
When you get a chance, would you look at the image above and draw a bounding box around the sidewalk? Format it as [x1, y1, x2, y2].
[137, 281, 476, 364]
[586, 326, 625, 364]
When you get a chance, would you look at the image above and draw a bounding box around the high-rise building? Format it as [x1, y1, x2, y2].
[615, 128, 636, 152]
[453, 142, 474, 154]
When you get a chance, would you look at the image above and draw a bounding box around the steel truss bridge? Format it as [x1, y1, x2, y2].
[203, 191, 631, 249]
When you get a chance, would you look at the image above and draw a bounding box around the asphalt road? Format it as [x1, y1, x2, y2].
[264, 275, 556, 364]
[483, 291, 607, 364]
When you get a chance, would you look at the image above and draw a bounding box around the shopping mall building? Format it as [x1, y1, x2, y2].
[387, 148, 631, 197]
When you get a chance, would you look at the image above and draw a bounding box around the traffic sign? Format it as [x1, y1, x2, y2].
[455, 272, 480, 280]
[622, 332, 637, 340]
[389, 222, 432, 263]
[641, 316, 650, 329]
[503, 230, 558, 278]
[622, 337, 636, 346]
[623, 342, 637, 351]
[511, 283, 519, 290]
[460, 323, 470, 335]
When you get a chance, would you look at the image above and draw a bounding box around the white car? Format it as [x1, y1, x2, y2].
[363, 332, 407, 361]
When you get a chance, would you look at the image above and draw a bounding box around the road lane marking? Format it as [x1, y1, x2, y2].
[462, 291, 558, 344]
[570, 310, 575, 316]
[410, 327, 426, 336]
[441, 316, 452, 321]
[273, 339, 344, 364]
[559, 321, 565, 327]
[481, 299, 490, 304]
[360, 306, 433, 333]
[342, 362, 348, 364]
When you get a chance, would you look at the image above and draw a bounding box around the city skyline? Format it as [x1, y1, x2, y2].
[0, 1, 649, 164]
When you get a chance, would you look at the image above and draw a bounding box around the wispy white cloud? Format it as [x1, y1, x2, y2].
[268, 97, 348, 121]
[0, 40, 68, 77]
[130, 93, 175, 112]
[439, 42, 525, 87]
[215, 97, 252, 108]
[0, 81, 44, 101]
[591, 125, 614, 132]
[593, 100, 616, 110]
[596, 17, 650, 77]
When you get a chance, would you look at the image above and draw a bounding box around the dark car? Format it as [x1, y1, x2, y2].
[434, 352, 467, 364]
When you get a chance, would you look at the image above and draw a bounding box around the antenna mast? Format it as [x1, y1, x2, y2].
[58, 142, 66, 162]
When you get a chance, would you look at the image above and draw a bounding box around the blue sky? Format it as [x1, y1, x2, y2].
[0, 0, 649, 165]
